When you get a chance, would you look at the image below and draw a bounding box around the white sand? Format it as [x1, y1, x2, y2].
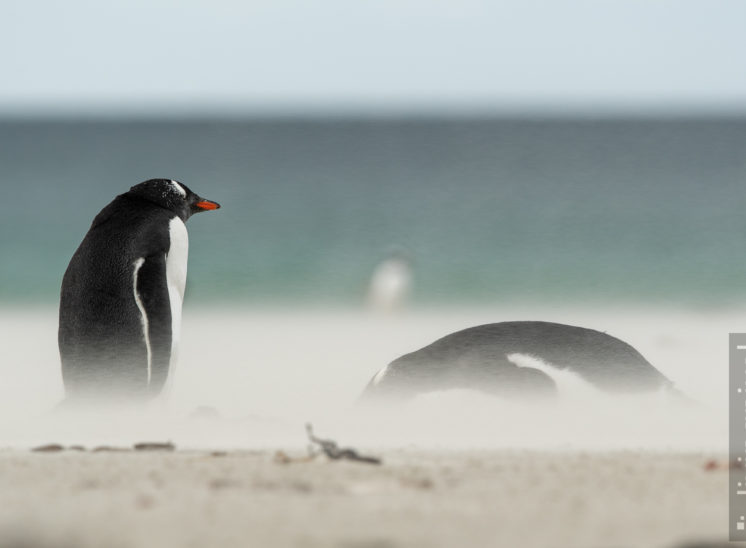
[0, 448, 727, 548]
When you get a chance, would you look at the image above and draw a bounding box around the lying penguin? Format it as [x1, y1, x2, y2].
[360, 321, 678, 403]
[58, 179, 220, 401]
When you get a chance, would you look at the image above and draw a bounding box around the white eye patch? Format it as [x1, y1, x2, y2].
[170, 180, 187, 197]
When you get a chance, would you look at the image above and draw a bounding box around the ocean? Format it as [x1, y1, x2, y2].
[2, 116, 746, 307]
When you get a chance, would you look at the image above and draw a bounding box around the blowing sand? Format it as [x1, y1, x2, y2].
[0, 306, 734, 546]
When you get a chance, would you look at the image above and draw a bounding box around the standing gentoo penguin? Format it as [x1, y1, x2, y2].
[58, 179, 220, 400]
[360, 321, 678, 403]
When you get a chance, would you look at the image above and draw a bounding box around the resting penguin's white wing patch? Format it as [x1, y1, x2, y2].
[507, 353, 600, 397]
[132, 257, 153, 383]
[372, 363, 389, 385]
[166, 217, 189, 370]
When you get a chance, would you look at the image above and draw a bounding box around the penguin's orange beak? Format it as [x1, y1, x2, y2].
[195, 200, 220, 211]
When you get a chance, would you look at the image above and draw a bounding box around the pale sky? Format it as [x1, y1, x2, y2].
[2, 0, 746, 114]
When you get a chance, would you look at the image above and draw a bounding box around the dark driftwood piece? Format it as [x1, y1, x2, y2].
[31, 444, 65, 453]
[305, 424, 382, 465]
[133, 441, 176, 451]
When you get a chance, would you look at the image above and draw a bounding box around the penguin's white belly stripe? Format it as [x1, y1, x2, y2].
[166, 217, 189, 369]
[132, 258, 153, 384]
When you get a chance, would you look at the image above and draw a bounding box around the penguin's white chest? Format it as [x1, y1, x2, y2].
[166, 217, 189, 363]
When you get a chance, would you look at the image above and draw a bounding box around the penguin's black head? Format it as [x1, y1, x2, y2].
[128, 179, 221, 221]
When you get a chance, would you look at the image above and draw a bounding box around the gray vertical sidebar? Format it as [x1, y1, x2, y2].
[730, 333, 746, 540]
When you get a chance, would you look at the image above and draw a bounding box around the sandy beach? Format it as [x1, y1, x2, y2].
[0, 448, 728, 548]
[0, 307, 733, 547]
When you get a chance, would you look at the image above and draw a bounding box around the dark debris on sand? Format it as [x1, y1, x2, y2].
[133, 442, 175, 452]
[31, 444, 65, 453]
[31, 442, 176, 453]
[305, 423, 382, 465]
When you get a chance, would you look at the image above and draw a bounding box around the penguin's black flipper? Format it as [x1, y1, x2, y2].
[135, 253, 173, 395]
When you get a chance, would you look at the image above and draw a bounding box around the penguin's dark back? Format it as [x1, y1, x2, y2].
[395, 321, 670, 392]
[58, 194, 174, 395]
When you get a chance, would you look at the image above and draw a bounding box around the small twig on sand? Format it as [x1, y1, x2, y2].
[31, 443, 65, 453]
[305, 423, 382, 465]
[133, 442, 176, 452]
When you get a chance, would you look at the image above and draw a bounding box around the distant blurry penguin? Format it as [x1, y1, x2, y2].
[58, 179, 220, 400]
[360, 321, 679, 403]
[367, 247, 413, 312]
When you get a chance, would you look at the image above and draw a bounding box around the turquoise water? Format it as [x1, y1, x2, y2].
[1, 117, 746, 306]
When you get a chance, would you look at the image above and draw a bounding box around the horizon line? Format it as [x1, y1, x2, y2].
[1, 98, 746, 120]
